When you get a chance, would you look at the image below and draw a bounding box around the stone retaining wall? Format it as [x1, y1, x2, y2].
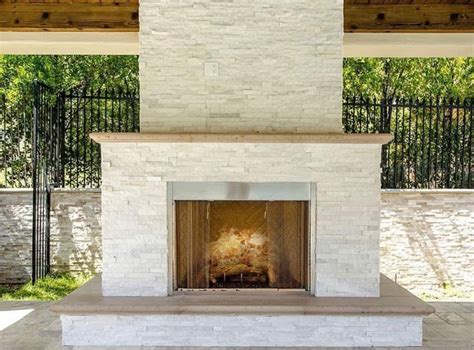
[0, 190, 32, 285]
[0, 189, 101, 285]
[380, 190, 474, 295]
[1, 189, 472, 294]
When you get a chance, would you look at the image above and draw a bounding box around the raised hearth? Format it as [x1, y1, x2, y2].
[52, 274, 434, 316]
[52, 274, 433, 347]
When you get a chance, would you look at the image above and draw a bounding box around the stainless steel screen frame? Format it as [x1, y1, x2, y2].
[170, 182, 311, 201]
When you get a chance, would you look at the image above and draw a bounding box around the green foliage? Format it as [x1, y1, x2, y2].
[344, 58, 474, 100]
[0, 55, 139, 188]
[2, 56, 472, 105]
[1, 56, 473, 189]
[0, 273, 92, 301]
[0, 55, 139, 102]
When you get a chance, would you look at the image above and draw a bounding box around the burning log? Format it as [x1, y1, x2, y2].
[209, 228, 273, 286]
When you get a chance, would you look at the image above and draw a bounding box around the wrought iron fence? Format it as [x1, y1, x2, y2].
[343, 97, 473, 189]
[1, 82, 139, 283]
[32, 81, 61, 282]
[59, 87, 139, 188]
[0, 85, 139, 188]
[1, 87, 472, 190]
[0, 93, 34, 188]
[3, 84, 471, 284]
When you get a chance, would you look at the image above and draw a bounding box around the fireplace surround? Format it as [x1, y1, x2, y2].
[93, 133, 390, 298]
[173, 182, 310, 290]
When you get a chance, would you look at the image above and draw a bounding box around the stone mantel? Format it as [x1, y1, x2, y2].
[90, 132, 393, 145]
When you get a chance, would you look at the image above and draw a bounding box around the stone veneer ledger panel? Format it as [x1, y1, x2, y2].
[62, 314, 422, 347]
[140, 0, 343, 133]
[101, 142, 382, 297]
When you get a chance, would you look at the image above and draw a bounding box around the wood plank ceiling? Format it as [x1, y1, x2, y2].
[0, 0, 472, 32]
[345, 0, 474, 33]
[0, 0, 139, 32]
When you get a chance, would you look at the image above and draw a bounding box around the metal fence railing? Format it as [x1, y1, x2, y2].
[60, 87, 139, 188]
[32, 81, 59, 283]
[0, 85, 139, 189]
[0, 87, 472, 190]
[343, 97, 472, 189]
[0, 93, 34, 188]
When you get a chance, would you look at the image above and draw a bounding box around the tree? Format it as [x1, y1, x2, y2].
[344, 58, 473, 189]
[0, 55, 139, 102]
[343, 58, 474, 100]
[0, 55, 139, 187]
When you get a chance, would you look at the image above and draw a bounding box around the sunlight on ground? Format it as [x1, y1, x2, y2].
[0, 309, 34, 331]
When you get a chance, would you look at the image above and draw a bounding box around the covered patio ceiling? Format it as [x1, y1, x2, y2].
[0, 0, 472, 56]
[0, 0, 472, 33]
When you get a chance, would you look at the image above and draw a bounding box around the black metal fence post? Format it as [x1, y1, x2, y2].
[31, 80, 57, 283]
[31, 81, 39, 284]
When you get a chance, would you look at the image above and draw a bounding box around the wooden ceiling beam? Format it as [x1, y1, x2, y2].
[0, 1, 472, 33]
[0, 3, 139, 32]
[345, 1, 474, 33]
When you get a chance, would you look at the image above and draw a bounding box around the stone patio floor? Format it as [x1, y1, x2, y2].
[0, 301, 472, 350]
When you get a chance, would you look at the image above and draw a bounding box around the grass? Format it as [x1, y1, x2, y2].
[1, 273, 471, 302]
[0, 273, 92, 301]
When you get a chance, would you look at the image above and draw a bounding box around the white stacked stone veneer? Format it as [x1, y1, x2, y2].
[61, 314, 422, 347]
[140, 0, 343, 133]
[100, 142, 381, 297]
[58, 0, 429, 346]
[58, 140, 427, 348]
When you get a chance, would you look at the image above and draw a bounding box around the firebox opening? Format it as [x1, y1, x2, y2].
[175, 200, 309, 290]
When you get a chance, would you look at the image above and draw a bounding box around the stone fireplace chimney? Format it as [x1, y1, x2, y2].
[139, 0, 343, 133]
[54, 1, 434, 348]
[99, 0, 385, 298]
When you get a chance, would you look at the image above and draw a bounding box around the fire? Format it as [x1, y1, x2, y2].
[209, 228, 270, 282]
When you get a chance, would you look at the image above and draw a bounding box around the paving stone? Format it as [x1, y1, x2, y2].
[423, 313, 447, 325]
[436, 312, 470, 325]
[0, 301, 472, 350]
[457, 312, 474, 323]
[430, 302, 472, 313]
[458, 302, 474, 312]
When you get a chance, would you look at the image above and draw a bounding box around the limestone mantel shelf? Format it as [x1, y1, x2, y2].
[89, 132, 393, 144]
[51, 275, 434, 316]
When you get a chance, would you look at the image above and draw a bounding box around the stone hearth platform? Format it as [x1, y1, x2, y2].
[51, 274, 433, 347]
[52, 274, 433, 316]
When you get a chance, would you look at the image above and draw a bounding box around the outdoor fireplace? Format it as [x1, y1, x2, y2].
[54, 134, 435, 349]
[176, 200, 308, 289]
[53, 0, 434, 346]
[172, 182, 310, 290]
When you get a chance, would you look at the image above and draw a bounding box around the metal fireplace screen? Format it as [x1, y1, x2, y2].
[175, 201, 309, 289]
